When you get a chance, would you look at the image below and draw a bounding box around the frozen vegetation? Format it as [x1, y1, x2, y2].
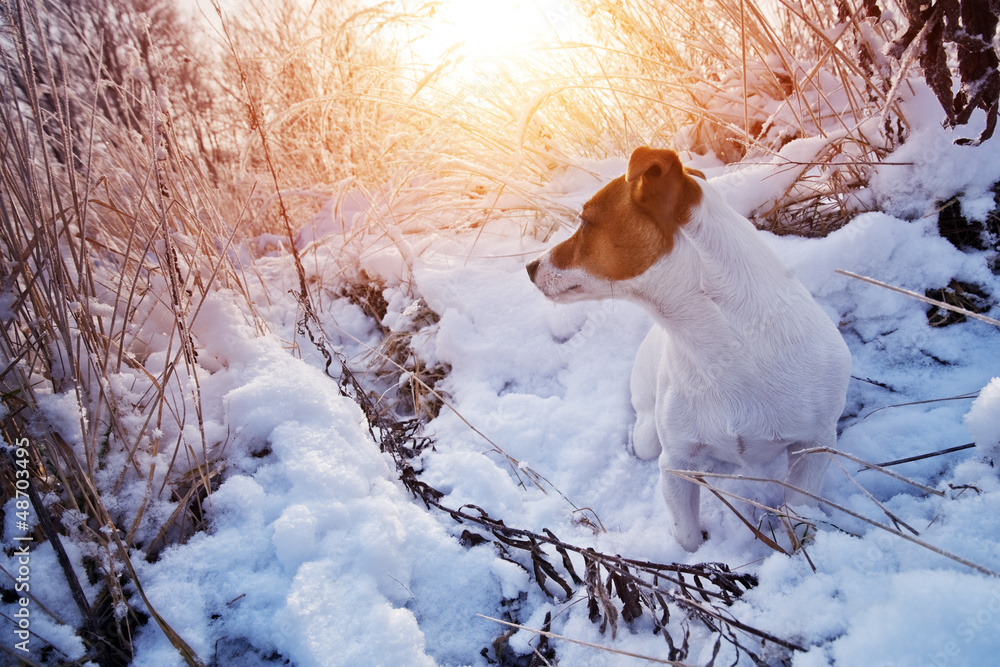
[2, 0, 999, 665]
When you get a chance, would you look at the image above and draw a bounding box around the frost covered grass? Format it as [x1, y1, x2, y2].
[219, 0, 917, 242]
[2, 0, 1000, 665]
[0, 0, 256, 662]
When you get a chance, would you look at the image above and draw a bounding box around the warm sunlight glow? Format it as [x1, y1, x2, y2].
[417, 0, 571, 64]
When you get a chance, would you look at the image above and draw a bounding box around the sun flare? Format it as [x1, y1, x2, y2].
[417, 0, 572, 64]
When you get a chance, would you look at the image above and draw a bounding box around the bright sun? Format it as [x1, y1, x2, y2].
[417, 0, 571, 64]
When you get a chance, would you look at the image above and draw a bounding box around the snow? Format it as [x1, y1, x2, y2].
[121, 302, 502, 667]
[967, 378, 1000, 459]
[4, 82, 1000, 667]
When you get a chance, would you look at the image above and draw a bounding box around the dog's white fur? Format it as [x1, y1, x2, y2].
[527, 147, 851, 551]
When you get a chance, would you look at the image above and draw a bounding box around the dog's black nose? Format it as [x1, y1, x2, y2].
[525, 259, 540, 283]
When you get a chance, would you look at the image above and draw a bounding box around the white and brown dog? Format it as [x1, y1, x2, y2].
[527, 147, 851, 551]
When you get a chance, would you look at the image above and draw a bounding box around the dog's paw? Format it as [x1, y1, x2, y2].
[673, 526, 707, 552]
[629, 419, 662, 460]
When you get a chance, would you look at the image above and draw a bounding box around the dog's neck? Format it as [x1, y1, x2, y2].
[622, 182, 794, 351]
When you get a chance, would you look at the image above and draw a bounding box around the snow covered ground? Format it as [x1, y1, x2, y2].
[6, 90, 1000, 665]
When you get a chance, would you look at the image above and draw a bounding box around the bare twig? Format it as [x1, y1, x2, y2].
[664, 467, 999, 578]
[863, 392, 980, 420]
[478, 614, 695, 666]
[836, 270, 1000, 327]
[875, 443, 977, 468]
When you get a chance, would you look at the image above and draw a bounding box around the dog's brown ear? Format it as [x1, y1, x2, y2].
[625, 147, 700, 226]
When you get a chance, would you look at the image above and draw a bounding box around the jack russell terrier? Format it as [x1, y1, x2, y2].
[526, 147, 851, 551]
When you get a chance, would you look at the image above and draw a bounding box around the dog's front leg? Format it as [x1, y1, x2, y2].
[785, 433, 834, 506]
[658, 453, 704, 551]
[629, 328, 665, 460]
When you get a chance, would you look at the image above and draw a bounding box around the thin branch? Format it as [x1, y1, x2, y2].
[875, 443, 977, 468]
[663, 467, 999, 578]
[478, 615, 694, 666]
[836, 270, 1000, 327]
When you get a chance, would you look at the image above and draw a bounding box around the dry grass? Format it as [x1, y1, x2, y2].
[214, 0, 931, 243]
[1, 0, 992, 661]
[0, 0, 256, 662]
[664, 442, 1000, 579]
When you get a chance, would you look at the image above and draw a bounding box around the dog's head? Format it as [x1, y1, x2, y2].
[526, 147, 703, 302]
